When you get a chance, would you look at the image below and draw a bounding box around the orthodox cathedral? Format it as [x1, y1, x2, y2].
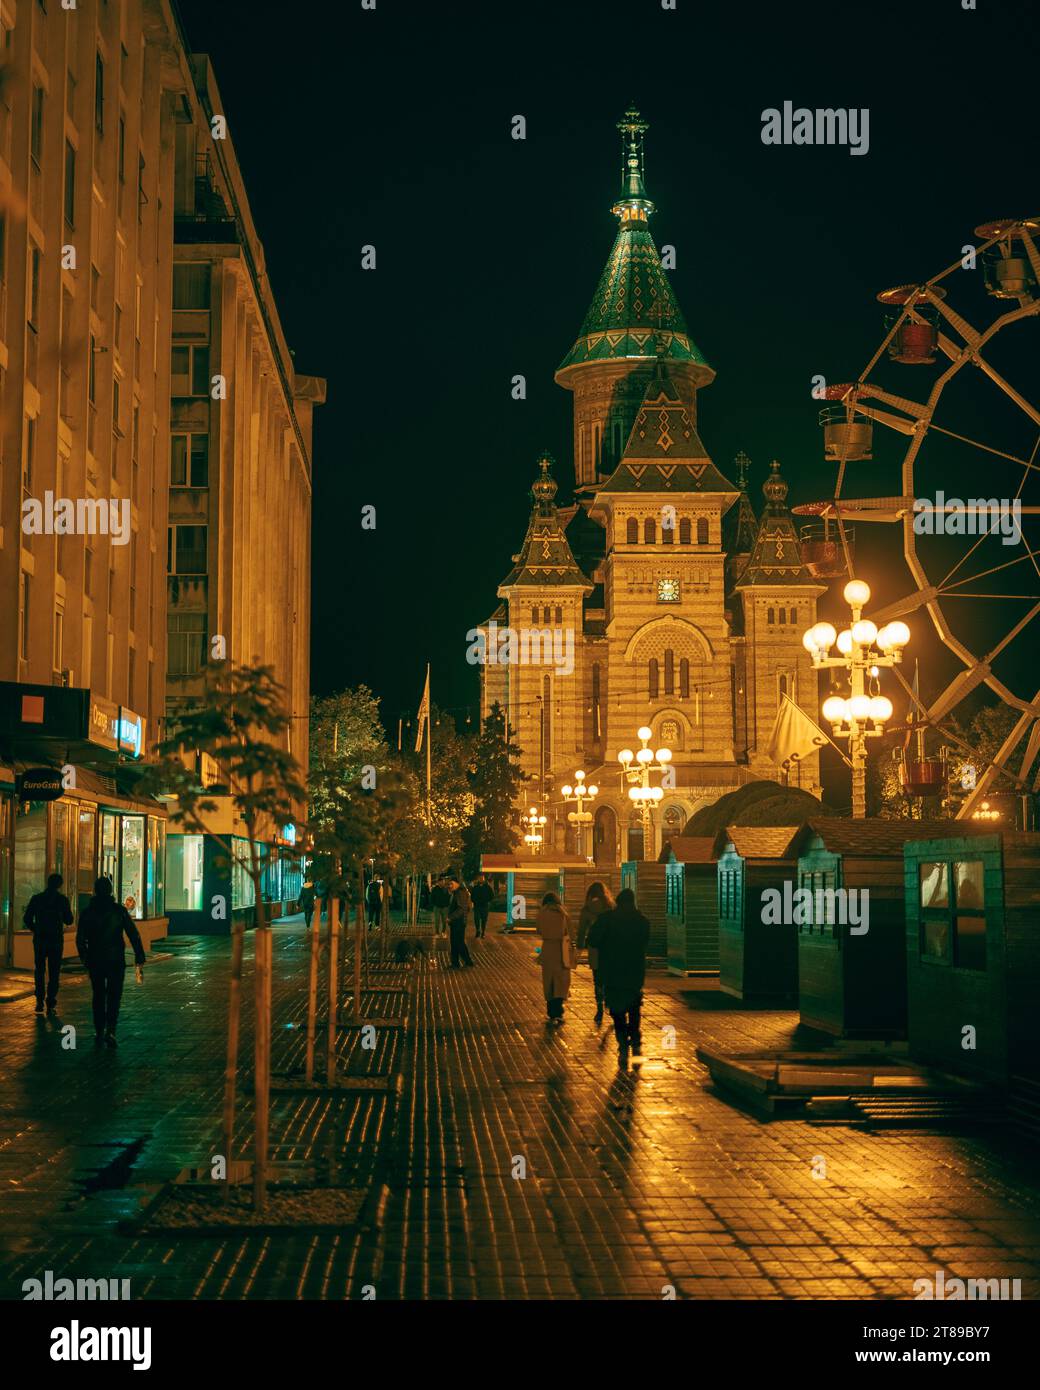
[477, 109, 825, 865]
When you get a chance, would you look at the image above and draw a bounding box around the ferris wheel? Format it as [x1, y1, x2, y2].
[792, 216, 1040, 818]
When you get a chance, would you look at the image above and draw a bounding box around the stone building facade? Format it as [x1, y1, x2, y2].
[478, 110, 823, 865]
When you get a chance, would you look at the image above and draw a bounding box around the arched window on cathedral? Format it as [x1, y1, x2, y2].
[696, 517, 709, 545]
[778, 607, 787, 625]
[543, 605, 552, 625]
[626, 516, 638, 545]
[679, 517, 691, 545]
[790, 607, 798, 626]
[644, 517, 656, 544]
[542, 675, 552, 771]
[648, 658, 660, 701]
[531, 607, 538, 626]
[664, 648, 675, 696]
[680, 657, 690, 699]
[662, 516, 674, 544]
[768, 607, 775, 625]
[613, 419, 624, 464]
[555, 606, 563, 624]
[593, 423, 602, 470]
[779, 673, 791, 700]
[591, 662, 602, 740]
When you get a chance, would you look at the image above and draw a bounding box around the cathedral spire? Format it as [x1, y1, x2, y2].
[612, 107, 655, 221]
[498, 453, 594, 594]
[735, 461, 823, 589]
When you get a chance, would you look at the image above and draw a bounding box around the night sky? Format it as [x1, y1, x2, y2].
[174, 0, 1038, 739]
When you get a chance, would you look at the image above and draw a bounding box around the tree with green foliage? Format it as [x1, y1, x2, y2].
[139, 660, 304, 1209]
[462, 702, 523, 877]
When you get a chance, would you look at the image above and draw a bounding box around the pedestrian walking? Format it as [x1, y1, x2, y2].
[578, 880, 615, 1025]
[596, 887, 650, 1058]
[470, 874, 493, 938]
[23, 872, 74, 1016]
[366, 876, 383, 929]
[535, 892, 576, 1024]
[430, 877, 450, 936]
[75, 876, 146, 1048]
[297, 880, 316, 929]
[446, 876, 474, 967]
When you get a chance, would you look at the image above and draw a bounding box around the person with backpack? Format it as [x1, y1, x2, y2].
[23, 872, 74, 1016]
[76, 876, 146, 1047]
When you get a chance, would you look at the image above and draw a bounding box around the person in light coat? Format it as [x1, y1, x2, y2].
[578, 880, 614, 1026]
[535, 892, 576, 1024]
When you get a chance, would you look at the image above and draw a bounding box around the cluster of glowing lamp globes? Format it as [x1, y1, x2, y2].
[523, 807, 547, 848]
[617, 727, 673, 803]
[560, 770, 599, 826]
[801, 581, 911, 734]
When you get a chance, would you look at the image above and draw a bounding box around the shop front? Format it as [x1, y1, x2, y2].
[166, 822, 305, 936]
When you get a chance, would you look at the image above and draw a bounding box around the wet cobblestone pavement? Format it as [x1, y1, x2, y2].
[1, 920, 1038, 1300]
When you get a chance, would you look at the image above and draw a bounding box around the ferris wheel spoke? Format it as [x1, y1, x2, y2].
[972, 351, 1040, 429]
[924, 422, 1039, 473]
[958, 687, 1040, 818]
[941, 547, 1040, 593]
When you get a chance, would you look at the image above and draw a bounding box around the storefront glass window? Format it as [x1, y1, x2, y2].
[120, 814, 145, 918]
[153, 818, 166, 917]
[101, 812, 119, 887]
[167, 833, 203, 911]
[77, 808, 96, 915]
[51, 803, 70, 884]
[13, 802, 48, 928]
[231, 839, 256, 910]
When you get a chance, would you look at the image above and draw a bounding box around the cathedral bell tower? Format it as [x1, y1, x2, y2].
[555, 108, 715, 492]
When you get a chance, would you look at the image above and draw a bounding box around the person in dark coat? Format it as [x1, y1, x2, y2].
[578, 881, 615, 1026]
[366, 877, 383, 928]
[446, 877, 474, 967]
[76, 876, 146, 1047]
[535, 892, 576, 1023]
[23, 872, 74, 1015]
[297, 881, 316, 929]
[596, 887, 650, 1057]
[430, 877, 451, 936]
[469, 875, 493, 938]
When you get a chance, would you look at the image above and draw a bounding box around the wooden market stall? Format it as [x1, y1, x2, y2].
[904, 829, 1040, 1086]
[713, 826, 800, 1001]
[620, 859, 667, 960]
[788, 818, 993, 1039]
[659, 836, 720, 975]
[480, 852, 587, 931]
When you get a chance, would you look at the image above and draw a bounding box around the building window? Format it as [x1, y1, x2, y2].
[170, 432, 209, 487]
[172, 263, 211, 309]
[117, 115, 126, 184]
[648, 657, 659, 701]
[644, 517, 656, 544]
[64, 141, 76, 227]
[167, 834, 204, 912]
[696, 517, 709, 545]
[679, 517, 691, 544]
[591, 662, 601, 740]
[19, 572, 30, 660]
[95, 52, 105, 134]
[626, 516, 638, 545]
[662, 516, 673, 544]
[542, 605, 551, 625]
[680, 658, 690, 699]
[530, 607, 537, 625]
[790, 607, 798, 626]
[168, 612, 208, 676]
[778, 607, 787, 625]
[53, 608, 64, 672]
[167, 524, 208, 576]
[28, 245, 41, 329]
[664, 648, 674, 696]
[555, 605, 562, 624]
[767, 607, 775, 625]
[170, 344, 210, 396]
[30, 85, 44, 166]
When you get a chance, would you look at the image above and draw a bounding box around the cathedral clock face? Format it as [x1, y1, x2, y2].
[657, 577, 681, 603]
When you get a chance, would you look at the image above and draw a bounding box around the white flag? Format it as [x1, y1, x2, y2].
[767, 692, 833, 767]
[414, 666, 430, 754]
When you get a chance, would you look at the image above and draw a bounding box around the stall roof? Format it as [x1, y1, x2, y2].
[789, 817, 997, 858]
[713, 825, 799, 860]
[659, 836, 718, 864]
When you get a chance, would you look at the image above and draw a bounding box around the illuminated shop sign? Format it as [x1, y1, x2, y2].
[87, 694, 120, 751]
[117, 708, 144, 758]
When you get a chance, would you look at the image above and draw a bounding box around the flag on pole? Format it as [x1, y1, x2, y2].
[414, 666, 430, 754]
[768, 693, 851, 769]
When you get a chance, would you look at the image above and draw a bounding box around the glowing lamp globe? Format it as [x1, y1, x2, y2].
[822, 695, 847, 723]
[656, 748, 672, 763]
[852, 619, 878, 646]
[869, 696, 893, 722]
[836, 629, 853, 655]
[618, 749, 634, 765]
[628, 787, 640, 801]
[849, 694, 872, 721]
[636, 747, 654, 764]
[637, 725, 653, 742]
[587, 784, 598, 797]
[802, 629, 819, 654]
[814, 622, 837, 651]
[844, 579, 871, 607]
[561, 785, 573, 799]
[887, 621, 910, 649]
[652, 787, 664, 802]
[575, 770, 586, 781]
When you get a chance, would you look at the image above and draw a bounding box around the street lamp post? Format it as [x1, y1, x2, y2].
[803, 579, 910, 819]
[522, 805, 548, 855]
[561, 770, 599, 862]
[618, 726, 672, 861]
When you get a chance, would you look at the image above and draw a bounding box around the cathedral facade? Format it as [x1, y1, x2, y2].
[477, 110, 825, 865]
